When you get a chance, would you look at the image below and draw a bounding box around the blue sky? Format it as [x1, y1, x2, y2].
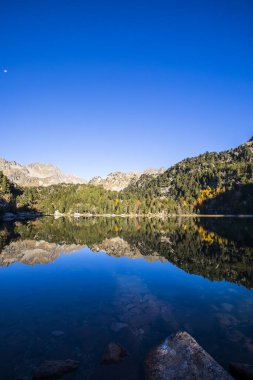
[1, 0, 252, 179]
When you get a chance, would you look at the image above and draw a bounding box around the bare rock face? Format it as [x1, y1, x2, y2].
[146, 331, 233, 380]
[89, 171, 141, 191]
[101, 342, 127, 364]
[0, 158, 85, 187]
[245, 139, 253, 154]
[32, 359, 80, 379]
[89, 168, 166, 191]
[229, 362, 253, 379]
[0, 156, 165, 190]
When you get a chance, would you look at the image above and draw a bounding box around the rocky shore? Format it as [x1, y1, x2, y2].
[1, 210, 252, 222]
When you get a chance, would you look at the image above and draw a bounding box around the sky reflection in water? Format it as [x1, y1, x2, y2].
[0, 216, 253, 379]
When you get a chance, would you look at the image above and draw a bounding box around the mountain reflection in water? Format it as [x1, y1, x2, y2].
[0, 216, 253, 380]
[1, 216, 253, 289]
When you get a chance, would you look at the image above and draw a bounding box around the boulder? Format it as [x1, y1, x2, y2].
[101, 342, 127, 364]
[146, 331, 233, 380]
[229, 362, 253, 379]
[32, 359, 80, 379]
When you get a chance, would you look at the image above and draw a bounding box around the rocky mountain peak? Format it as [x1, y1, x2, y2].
[0, 158, 85, 187]
[244, 137, 253, 153]
[89, 168, 166, 191]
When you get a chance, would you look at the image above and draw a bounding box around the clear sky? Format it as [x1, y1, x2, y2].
[1, 0, 252, 179]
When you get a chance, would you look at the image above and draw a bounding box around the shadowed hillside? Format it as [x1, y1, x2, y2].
[125, 139, 253, 214]
[198, 183, 253, 215]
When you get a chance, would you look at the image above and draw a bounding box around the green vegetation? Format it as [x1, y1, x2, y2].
[16, 183, 178, 215]
[0, 172, 11, 193]
[125, 140, 253, 214]
[1, 140, 253, 216]
[0, 171, 17, 214]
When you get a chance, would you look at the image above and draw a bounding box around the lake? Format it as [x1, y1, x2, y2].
[0, 216, 253, 379]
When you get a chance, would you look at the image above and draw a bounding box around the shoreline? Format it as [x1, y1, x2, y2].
[57, 213, 253, 218]
[1, 210, 253, 222]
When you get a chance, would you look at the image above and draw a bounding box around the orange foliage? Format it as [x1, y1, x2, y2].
[195, 186, 226, 206]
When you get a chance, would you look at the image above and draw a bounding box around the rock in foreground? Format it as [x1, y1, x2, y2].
[146, 331, 232, 380]
[32, 359, 80, 379]
[101, 342, 127, 364]
[229, 362, 253, 379]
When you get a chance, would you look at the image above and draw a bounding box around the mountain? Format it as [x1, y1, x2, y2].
[125, 139, 253, 213]
[0, 158, 85, 187]
[1, 138, 253, 216]
[0, 156, 165, 191]
[89, 167, 166, 191]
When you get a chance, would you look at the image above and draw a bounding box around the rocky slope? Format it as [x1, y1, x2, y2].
[0, 158, 85, 187]
[0, 156, 165, 190]
[89, 167, 166, 191]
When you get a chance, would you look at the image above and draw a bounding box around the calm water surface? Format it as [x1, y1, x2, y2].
[0, 216, 253, 379]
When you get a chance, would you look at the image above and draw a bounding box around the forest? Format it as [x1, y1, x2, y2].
[1, 140, 253, 216]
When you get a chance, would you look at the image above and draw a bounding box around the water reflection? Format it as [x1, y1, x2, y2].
[0, 217, 253, 379]
[1, 216, 253, 289]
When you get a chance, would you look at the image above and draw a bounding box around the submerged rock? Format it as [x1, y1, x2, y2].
[32, 359, 80, 379]
[110, 321, 128, 332]
[101, 342, 127, 364]
[146, 331, 232, 380]
[229, 362, 253, 379]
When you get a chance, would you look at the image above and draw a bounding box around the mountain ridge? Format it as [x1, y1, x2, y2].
[89, 167, 166, 191]
[0, 156, 166, 190]
[0, 158, 86, 187]
[1, 138, 253, 216]
[125, 139, 253, 197]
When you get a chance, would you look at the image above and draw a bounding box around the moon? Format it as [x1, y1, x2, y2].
[3, 69, 7, 73]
